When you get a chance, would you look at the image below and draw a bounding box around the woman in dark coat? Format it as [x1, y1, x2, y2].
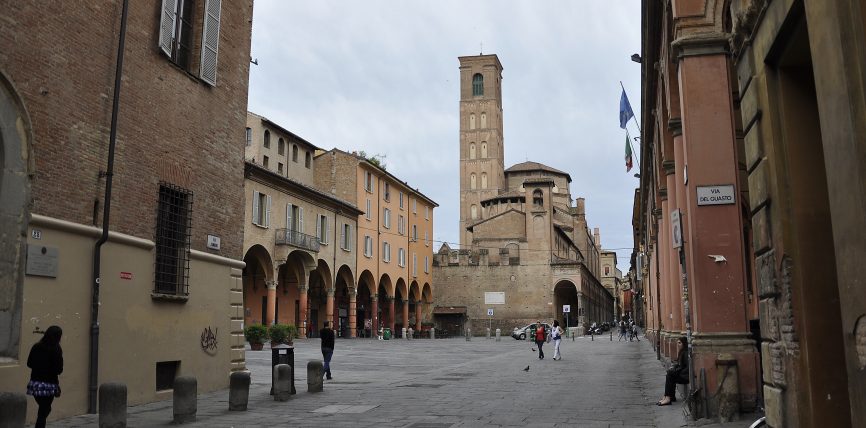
[657, 336, 688, 406]
[27, 325, 63, 428]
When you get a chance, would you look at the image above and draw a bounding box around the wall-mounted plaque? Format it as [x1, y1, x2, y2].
[26, 245, 58, 278]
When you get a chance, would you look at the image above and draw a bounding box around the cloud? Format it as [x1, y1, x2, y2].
[248, 1, 642, 266]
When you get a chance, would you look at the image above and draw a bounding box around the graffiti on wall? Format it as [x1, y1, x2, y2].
[201, 326, 218, 355]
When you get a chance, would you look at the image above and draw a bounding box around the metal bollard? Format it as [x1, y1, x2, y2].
[307, 360, 324, 393]
[495, 328, 501, 342]
[273, 364, 292, 401]
[0, 392, 27, 428]
[173, 376, 197, 424]
[229, 371, 251, 411]
[99, 382, 127, 428]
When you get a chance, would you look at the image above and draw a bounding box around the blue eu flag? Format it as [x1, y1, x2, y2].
[619, 89, 634, 129]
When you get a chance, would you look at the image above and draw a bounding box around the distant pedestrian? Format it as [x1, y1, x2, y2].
[551, 320, 564, 360]
[618, 320, 627, 341]
[631, 322, 640, 341]
[320, 321, 335, 380]
[534, 322, 547, 360]
[27, 325, 63, 428]
[657, 336, 689, 406]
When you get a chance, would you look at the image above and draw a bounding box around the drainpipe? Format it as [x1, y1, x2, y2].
[89, 0, 128, 414]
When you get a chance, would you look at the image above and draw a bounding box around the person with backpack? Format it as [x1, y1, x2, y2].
[534, 322, 547, 359]
[550, 320, 564, 360]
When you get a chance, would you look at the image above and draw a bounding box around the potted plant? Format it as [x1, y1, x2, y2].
[244, 324, 268, 351]
[268, 324, 296, 346]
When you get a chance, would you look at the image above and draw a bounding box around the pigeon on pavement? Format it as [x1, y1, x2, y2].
[523, 365, 530, 372]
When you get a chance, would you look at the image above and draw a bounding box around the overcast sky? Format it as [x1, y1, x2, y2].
[248, 1, 642, 268]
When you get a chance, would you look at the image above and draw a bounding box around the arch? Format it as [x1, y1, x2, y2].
[333, 264, 354, 337]
[409, 280, 421, 302]
[470, 173, 477, 189]
[242, 244, 276, 326]
[470, 204, 478, 219]
[481, 172, 488, 189]
[378, 273, 394, 297]
[480, 112, 487, 128]
[395, 277, 408, 300]
[285, 249, 316, 286]
[469, 114, 476, 130]
[553, 279, 580, 326]
[358, 269, 376, 295]
[0, 71, 33, 360]
[472, 73, 484, 96]
[378, 274, 394, 330]
[356, 269, 376, 337]
[480, 142, 487, 158]
[469, 142, 476, 159]
[422, 283, 433, 304]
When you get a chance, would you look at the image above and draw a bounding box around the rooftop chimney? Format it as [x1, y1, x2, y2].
[594, 227, 601, 247]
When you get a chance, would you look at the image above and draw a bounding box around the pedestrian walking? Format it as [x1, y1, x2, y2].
[534, 322, 547, 359]
[551, 320, 564, 360]
[320, 321, 335, 380]
[618, 320, 628, 341]
[27, 325, 63, 428]
[631, 322, 640, 341]
[657, 336, 689, 406]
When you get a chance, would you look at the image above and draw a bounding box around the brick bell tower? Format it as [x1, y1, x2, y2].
[458, 54, 505, 247]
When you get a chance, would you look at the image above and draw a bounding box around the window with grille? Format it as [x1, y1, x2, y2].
[154, 183, 192, 296]
[472, 73, 483, 96]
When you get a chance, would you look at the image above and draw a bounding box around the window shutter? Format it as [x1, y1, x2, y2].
[158, 0, 177, 57]
[252, 191, 260, 225]
[265, 194, 272, 227]
[199, 0, 221, 86]
[340, 224, 346, 249]
[286, 203, 292, 230]
[326, 219, 331, 243]
[298, 207, 304, 233]
[348, 226, 352, 250]
[316, 215, 322, 241]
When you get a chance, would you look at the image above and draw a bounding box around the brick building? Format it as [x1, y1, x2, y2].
[0, 0, 252, 422]
[433, 54, 613, 336]
[636, 0, 866, 425]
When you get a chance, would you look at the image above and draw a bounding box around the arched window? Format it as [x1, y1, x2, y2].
[481, 173, 488, 189]
[263, 130, 270, 148]
[469, 143, 476, 159]
[305, 151, 311, 168]
[469, 114, 476, 130]
[278, 138, 285, 155]
[470, 173, 477, 189]
[292, 145, 298, 162]
[472, 73, 483, 96]
[470, 204, 478, 219]
[480, 113, 487, 128]
[533, 189, 544, 206]
[481, 142, 488, 158]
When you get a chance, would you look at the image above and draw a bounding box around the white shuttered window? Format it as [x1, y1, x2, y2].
[199, 0, 221, 85]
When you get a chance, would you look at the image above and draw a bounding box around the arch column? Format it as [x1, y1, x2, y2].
[415, 299, 422, 330]
[577, 291, 585, 327]
[371, 296, 379, 333]
[299, 285, 308, 338]
[265, 280, 277, 326]
[402, 299, 410, 332]
[387, 296, 396, 332]
[326, 289, 335, 329]
[348, 290, 357, 338]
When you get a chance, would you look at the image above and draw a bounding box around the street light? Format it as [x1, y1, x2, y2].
[631, 53, 642, 63]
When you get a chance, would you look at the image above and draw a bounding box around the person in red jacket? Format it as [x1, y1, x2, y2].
[27, 325, 63, 428]
[534, 322, 547, 359]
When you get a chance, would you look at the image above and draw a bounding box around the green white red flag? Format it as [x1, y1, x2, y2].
[625, 133, 633, 172]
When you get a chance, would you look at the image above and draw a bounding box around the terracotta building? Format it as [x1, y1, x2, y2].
[636, 0, 866, 425]
[434, 54, 613, 335]
[0, 0, 252, 422]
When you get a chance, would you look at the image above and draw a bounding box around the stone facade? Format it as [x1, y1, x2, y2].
[638, 0, 866, 425]
[0, 1, 253, 422]
[435, 54, 613, 335]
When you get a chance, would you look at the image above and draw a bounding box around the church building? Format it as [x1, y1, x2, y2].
[432, 54, 614, 336]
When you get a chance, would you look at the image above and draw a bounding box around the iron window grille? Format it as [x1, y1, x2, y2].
[154, 183, 193, 296]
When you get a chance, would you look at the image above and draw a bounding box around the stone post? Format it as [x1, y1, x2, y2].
[486, 327, 491, 339]
[401, 327, 407, 339]
[430, 327, 435, 339]
[98, 382, 127, 428]
[172, 376, 197, 424]
[229, 371, 251, 411]
[716, 354, 740, 422]
[465, 328, 472, 341]
[0, 392, 26, 428]
[407, 327, 413, 340]
[273, 364, 292, 401]
[495, 328, 501, 341]
[307, 360, 324, 393]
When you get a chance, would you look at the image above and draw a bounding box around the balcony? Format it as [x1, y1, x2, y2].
[275, 229, 320, 252]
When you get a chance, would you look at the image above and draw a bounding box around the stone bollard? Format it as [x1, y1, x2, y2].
[495, 328, 501, 341]
[407, 328, 413, 340]
[229, 371, 251, 410]
[716, 354, 740, 422]
[273, 364, 292, 401]
[430, 328, 435, 339]
[401, 327, 407, 339]
[173, 376, 197, 424]
[99, 382, 127, 428]
[307, 360, 324, 393]
[0, 392, 27, 428]
[465, 328, 472, 341]
[486, 327, 491, 339]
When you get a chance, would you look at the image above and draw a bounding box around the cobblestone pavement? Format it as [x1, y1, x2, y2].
[47, 334, 758, 427]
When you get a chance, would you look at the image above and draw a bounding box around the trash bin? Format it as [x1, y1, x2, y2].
[383, 328, 392, 340]
[270, 344, 295, 395]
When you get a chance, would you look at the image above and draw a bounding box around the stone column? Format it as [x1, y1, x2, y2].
[577, 292, 585, 328]
[415, 299, 422, 330]
[402, 299, 410, 331]
[670, 120, 687, 356]
[326, 289, 335, 329]
[387, 296, 396, 332]
[674, 35, 756, 408]
[371, 296, 379, 333]
[348, 290, 357, 338]
[658, 186, 672, 357]
[299, 285, 308, 337]
[265, 280, 277, 326]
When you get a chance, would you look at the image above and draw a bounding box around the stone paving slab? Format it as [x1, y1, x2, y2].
[45, 335, 761, 427]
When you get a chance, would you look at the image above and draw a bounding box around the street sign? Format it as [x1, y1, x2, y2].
[696, 185, 735, 206]
[671, 209, 683, 249]
[563, 305, 571, 313]
[487, 308, 494, 316]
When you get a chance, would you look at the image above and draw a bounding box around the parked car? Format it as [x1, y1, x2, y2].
[511, 322, 552, 340]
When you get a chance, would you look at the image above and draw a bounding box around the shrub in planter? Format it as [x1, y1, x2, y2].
[244, 324, 268, 350]
[268, 324, 296, 345]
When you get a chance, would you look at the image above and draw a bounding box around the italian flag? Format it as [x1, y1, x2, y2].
[625, 134, 633, 172]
